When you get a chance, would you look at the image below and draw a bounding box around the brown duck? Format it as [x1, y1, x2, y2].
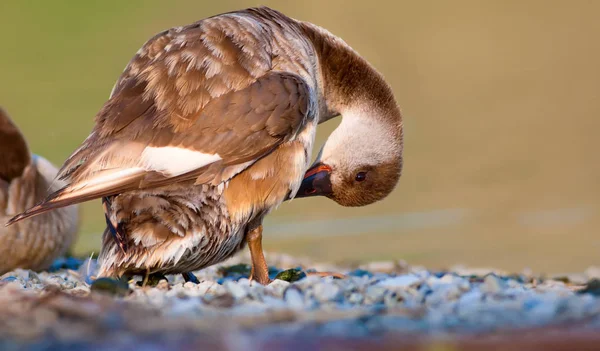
[6, 7, 403, 284]
[0, 108, 79, 275]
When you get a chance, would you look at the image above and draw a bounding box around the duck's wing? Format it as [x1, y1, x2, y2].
[0, 107, 31, 183]
[7, 16, 314, 225]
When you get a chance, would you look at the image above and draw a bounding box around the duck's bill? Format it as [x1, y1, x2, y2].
[293, 162, 333, 199]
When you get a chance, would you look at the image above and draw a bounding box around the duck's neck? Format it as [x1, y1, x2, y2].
[300, 22, 402, 134]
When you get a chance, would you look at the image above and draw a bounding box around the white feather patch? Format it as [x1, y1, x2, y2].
[140, 146, 222, 176]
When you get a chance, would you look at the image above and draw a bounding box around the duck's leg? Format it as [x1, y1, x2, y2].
[102, 196, 128, 253]
[182, 272, 200, 284]
[247, 224, 271, 285]
[139, 271, 168, 287]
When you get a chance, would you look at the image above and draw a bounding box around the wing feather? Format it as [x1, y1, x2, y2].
[6, 13, 315, 226]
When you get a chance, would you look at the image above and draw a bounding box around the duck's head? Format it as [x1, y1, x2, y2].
[295, 107, 403, 207]
[290, 20, 404, 207]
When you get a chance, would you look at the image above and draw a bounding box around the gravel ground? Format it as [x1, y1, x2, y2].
[2, 252, 600, 351]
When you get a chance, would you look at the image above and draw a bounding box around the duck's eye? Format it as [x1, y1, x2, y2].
[355, 171, 367, 182]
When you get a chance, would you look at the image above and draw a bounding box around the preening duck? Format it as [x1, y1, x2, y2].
[6, 7, 403, 284]
[0, 107, 79, 275]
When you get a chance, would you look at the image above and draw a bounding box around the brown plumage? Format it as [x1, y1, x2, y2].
[6, 7, 403, 284]
[0, 108, 79, 275]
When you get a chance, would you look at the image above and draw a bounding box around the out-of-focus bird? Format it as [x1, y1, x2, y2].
[0, 108, 79, 275]
[6, 6, 403, 284]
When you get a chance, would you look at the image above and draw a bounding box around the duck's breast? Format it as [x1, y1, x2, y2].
[223, 116, 318, 223]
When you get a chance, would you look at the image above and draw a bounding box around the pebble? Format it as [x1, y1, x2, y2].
[361, 260, 409, 274]
[586, 266, 600, 279]
[183, 282, 196, 289]
[347, 292, 364, 304]
[283, 286, 305, 309]
[364, 285, 387, 304]
[377, 274, 421, 288]
[196, 281, 226, 295]
[224, 280, 248, 300]
[1, 252, 600, 346]
[266, 279, 290, 298]
[1, 276, 17, 283]
[312, 282, 341, 302]
[28, 271, 41, 284]
[480, 274, 506, 294]
[361, 261, 396, 273]
[348, 269, 373, 278]
[426, 284, 462, 306]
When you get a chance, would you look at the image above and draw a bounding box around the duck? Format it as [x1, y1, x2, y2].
[0, 107, 80, 275]
[6, 6, 403, 285]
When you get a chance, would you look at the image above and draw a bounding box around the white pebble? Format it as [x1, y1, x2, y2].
[283, 287, 304, 309]
[313, 282, 341, 302]
[377, 275, 421, 288]
[224, 281, 248, 300]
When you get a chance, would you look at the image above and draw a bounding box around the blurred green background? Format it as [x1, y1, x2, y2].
[1, 0, 599, 273]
